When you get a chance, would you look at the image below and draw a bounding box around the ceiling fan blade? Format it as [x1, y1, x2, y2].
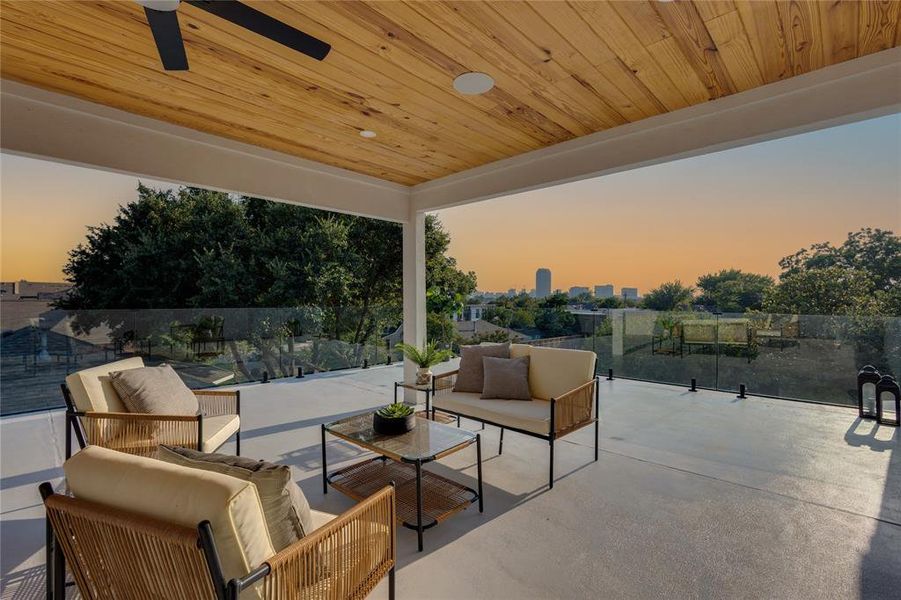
[185, 0, 330, 61]
[143, 6, 189, 70]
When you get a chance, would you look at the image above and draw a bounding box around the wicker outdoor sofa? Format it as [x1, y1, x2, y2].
[431, 344, 599, 489]
[41, 446, 396, 600]
[61, 357, 241, 459]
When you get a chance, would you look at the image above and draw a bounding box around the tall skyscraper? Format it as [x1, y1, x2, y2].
[594, 284, 615, 298]
[536, 268, 552, 298]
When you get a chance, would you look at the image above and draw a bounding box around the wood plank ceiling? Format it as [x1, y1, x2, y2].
[1, 1, 899, 185]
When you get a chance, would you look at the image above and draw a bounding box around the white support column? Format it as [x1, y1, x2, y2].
[402, 208, 427, 403]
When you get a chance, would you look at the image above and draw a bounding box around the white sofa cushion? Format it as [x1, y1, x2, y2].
[65, 357, 145, 413]
[510, 344, 595, 401]
[433, 391, 551, 435]
[202, 414, 241, 452]
[64, 445, 275, 591]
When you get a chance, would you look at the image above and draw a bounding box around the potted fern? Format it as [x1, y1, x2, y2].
[395, 342, 453, 385]
[373, 402, 416, 435]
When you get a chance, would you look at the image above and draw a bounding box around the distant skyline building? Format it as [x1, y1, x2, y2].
[594, 284, 614, 298]
[568, 286, 589, 298]
[621, 287, 639, 301]
[535, 268, 552, 298]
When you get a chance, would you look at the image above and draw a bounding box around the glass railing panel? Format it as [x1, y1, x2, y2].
[717, 313, 901, 406]
[0, 305, 402, 416]
[610, 309, 717, 389]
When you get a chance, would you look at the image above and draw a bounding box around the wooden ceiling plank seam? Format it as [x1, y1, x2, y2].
[704, 10, 766, 92]
[37, 2, 512, 171]
[569, 0, 692, 111]
[652, 0, 739, 99]
[431, 0, 620, 132]
[178, 0, 533, 159]
[776, 0, 826, 76]
[0, 30, 433, 184]
[17, 4, 479, 176]
[328, 0, 581, 142]
[858, 0, 901, 55]
[691, 0, 738, 23]
[372, 0, 597, 137]
[392, 2, 593, 136]
[818, 0, 859, 65]
[733, 0, 793, 83]
[396, 0, 615, 136]
[488, 3, 628, 128]
[609, 1, 712, 104]
[269, 0, 547, 153]
[0, 16, 458, 182]
[524, 1, 656, 121]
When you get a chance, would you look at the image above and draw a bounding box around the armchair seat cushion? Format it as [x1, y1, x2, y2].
[64, 446, 275, 590]
[202, 414, 241, 453]
[433, 391, 550, 435]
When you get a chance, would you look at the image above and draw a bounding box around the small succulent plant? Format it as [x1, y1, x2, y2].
[376, 403, 415, 419]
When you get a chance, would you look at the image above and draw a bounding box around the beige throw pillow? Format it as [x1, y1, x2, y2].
[481, 356, 532, 400]
[109, 364, 198, 415]
[453, 343, 510, 393]
[158, 445, 312, 552]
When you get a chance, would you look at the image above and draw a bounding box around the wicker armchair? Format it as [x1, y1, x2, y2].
[39, 482, 396, 600]
[62, 358, 241, 459]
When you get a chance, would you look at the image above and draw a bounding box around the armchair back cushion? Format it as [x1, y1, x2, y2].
[158, 445, 312, 551]
[510, 344, 595, 401]
[65, 357, 145, 413]
[109, 364, 199, 415]
[64, 446, 275, 589]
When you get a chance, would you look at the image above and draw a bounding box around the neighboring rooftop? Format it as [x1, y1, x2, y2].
[2, 365, 898, 598]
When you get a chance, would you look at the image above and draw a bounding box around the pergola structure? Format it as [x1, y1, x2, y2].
[2, 0, 899, 385]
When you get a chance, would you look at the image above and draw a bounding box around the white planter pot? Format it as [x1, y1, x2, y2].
[415, 367, 432, 386]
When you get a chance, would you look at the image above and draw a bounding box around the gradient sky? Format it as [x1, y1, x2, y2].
[436, 113, 901, 294]
[1, 114, 899, 291]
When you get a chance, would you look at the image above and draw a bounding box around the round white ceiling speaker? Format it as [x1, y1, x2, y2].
[136, 0, 181, 12]
[453, 72, 495, 95]
[359, 130, 377, 138]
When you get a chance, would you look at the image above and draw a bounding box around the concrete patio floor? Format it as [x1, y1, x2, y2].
[1, 364, 899, 599]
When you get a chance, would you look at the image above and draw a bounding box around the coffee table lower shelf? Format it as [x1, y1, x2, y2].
[327, 457, 478, 530]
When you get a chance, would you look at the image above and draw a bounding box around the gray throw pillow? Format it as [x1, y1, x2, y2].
[453, 343, 511, 393]
[481, 356, 532, 400]
[109, 364, 198, 415]
[157, 445, 313, 551]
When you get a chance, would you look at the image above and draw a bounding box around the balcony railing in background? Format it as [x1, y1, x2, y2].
[0, 306, 401, 416]
[454, 308, 901, 408]
[3, 304, 899, 416]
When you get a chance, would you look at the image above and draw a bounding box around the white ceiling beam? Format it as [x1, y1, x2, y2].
[0, 80, 411, 223]
[411, 48, 901, 213]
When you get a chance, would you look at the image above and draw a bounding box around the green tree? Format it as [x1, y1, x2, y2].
[696, 269, 774, 313]
[763, 267, 876, 315]
[764, 228, 899, 316]
[60, 185, 474, 350]
[641, 281, 694, 311]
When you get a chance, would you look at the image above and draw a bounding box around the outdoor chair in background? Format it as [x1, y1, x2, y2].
[61, 357, 241, 458]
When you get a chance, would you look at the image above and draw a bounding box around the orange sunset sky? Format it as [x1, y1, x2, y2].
[1, 114, 899, 294]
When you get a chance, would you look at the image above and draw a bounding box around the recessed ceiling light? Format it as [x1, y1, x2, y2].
[360, 130, 377, 138]
[453, 72, 495, 95]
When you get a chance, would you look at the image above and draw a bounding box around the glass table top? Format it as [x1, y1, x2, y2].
[324, 413, 476, 462]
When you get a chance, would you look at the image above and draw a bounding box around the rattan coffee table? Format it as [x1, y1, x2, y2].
[321, 413, 483, 551]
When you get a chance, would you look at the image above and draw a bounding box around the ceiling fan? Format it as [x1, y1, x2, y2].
[136, 0, 331, 71]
